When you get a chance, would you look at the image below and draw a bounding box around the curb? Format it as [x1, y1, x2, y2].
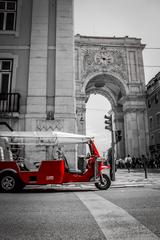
[111, 184, 145, 188]
[111, 182, 160, 188]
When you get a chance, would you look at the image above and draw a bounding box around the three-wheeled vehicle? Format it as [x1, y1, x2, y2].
[0, 131, 111, 192]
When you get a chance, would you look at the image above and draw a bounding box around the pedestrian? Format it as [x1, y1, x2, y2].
[142, 154, 148, 178]
[119, 158, 125, 168]
[115, 159, 119, 170]
[138, 157, 143, 168]
[125, 154, 132, 172]
[132, 156, 136, 169]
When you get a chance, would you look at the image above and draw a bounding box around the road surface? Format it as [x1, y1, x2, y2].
[0, 186, 160, 239]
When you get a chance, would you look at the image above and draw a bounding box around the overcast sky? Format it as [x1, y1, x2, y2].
[74, 0, 160, 154]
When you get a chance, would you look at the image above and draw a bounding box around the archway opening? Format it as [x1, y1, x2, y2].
[86, 94, 111, 156]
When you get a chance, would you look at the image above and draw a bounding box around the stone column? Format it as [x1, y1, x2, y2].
[26, 0, 49, 130]
[123, 98, 148, 158]
[25, 0, 49, 164]
[55, 0, 76, 133]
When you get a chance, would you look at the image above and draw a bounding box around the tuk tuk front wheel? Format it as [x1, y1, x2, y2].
[0, 172, 24, 193]
[95, 174, 111, 190]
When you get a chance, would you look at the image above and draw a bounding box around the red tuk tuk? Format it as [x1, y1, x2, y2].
[0, 131, 111, 192]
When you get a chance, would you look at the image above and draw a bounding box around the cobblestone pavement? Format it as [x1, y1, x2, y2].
[111, 168, 160, 188]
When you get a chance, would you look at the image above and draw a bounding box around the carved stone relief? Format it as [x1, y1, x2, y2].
[36, 120, 63, 131]
[81, 46, 127, 82]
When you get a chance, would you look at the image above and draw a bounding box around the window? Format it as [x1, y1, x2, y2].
[156, 113, 160, 127]
[155, 93, 158, 104]
[151, 135, 155, 145]
[149, 117, 153, 130]
[0, 0, 17, 31]
[0, 59, 13, 94]
[147, 99, 151, 108]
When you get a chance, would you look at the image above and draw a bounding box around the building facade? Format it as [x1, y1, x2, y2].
[0, 0, 149, 160]
[0, 0, 76, 134]
[146, 72, 160, 159]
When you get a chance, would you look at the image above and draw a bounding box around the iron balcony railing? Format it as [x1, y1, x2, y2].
[149, 144, 160, 152]
[0, 93, 20, 113]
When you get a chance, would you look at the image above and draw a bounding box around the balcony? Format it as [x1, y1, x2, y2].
[149, 144, 160, 153]
[149, 145, 156, 152]
[0, 93, 20, 114]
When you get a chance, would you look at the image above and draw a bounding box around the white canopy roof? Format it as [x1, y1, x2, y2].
[0, 131, 93, 145]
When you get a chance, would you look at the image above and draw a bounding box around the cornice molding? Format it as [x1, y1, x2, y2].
[123, 106, 146, 114]
[0, 45, 56, 50]
[0, 46, 30, 49]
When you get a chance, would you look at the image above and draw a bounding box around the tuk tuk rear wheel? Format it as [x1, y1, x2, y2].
[0, 172, 24, 193]
[95, 174, 111, 190]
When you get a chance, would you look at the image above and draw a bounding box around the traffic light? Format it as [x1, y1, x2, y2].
[104, 115, 112, 131]
[115, 130, 122, 143]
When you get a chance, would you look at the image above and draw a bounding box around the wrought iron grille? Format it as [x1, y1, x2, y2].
[0, 93, 20, 113]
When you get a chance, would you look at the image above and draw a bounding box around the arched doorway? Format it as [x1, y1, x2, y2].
[75, 35, 149, 159]
[85, 73, 126, 159]
[86, 94, 111, 156]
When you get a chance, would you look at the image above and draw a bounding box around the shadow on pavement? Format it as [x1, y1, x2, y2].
[0, 186, 98, 194]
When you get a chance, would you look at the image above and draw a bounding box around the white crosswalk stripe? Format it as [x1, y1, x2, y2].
[76, 192, 159, 240]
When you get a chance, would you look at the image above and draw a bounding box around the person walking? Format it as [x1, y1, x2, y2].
[142, 154, 148, 178]
[125, 154, 132, 173]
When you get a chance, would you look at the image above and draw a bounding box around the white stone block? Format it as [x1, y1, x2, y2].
[56, 89, 74, 96]
[29, 88, 46, 96]
[27, 104, 46, 113]
[29, 65, 47, 73]
[29, 58, 47, 66]
[27, 96, 46, 104]
[30, 50, 48, 58]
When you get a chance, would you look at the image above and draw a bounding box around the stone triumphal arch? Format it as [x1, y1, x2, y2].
[75, 35, 149, 158]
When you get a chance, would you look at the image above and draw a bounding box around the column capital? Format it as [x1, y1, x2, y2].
[119, 94, 145, 103]
[120, 95, 147, 114]
[123, 105, 146, 114]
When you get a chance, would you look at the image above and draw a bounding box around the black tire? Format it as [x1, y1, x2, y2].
[0, 172, 24, 193]
[95, 174, 111, 190]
